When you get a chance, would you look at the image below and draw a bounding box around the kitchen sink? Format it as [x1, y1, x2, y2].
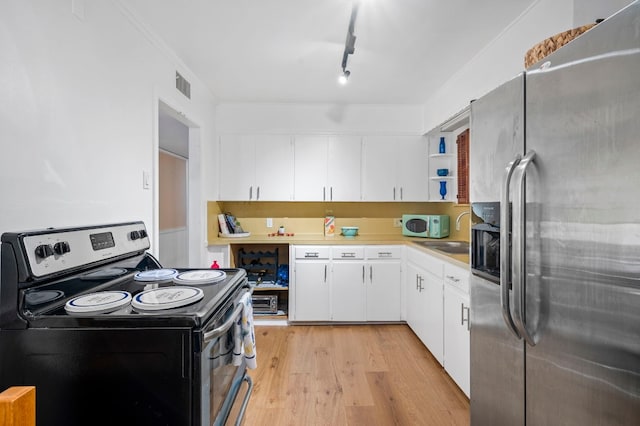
[412, 240, 470, 255]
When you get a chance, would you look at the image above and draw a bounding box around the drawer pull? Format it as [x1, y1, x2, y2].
[304, 253, 319, 258]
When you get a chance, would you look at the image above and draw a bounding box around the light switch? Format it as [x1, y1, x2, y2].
[142, 171, 150, 190]
[266, 218, 273, 228]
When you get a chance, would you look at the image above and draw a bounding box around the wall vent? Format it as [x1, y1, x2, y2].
[175, 71, 191, 99]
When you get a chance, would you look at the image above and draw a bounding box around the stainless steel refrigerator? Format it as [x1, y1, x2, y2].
[469, 2, 640, 424]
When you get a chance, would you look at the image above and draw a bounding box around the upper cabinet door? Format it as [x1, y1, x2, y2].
[219, 135, 255, 201]
[362, 135, 428, 201]
[294, 135, 329, 201]
[396, 135, 428, 201]
[254, 135, 293, 201]
[327, 136, 362, 201]
[219, 134, 293, 201]
[362, 136, 398, 201]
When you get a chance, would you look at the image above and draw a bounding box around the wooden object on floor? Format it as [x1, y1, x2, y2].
[0, 386, 35, 426]
[245, 324, 469, 425]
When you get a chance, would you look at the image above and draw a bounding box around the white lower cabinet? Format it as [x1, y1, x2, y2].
[365, 246, 402, 321]
[292, 246, 330, 321]
[406, 247, 471, 391]
[443, 263, 470, 397]
[406, 247, 444, 364]
[292, 245, 402, 322]
[331, 246, 366, 321]
[406, 247, 445, 365]
[406, 260, 428, 343]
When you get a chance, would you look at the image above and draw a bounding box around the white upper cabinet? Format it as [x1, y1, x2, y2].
[328, 136, 362, 201]
[362, 135, 428, 201]
[219, 135, 293, 201]
[294, 135, 362, 201]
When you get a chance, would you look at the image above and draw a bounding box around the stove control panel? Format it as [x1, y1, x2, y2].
[21, 222, 150, 278]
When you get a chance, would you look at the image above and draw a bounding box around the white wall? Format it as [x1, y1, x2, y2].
[216, 103, 424, 135]
[0, 0, 219, 265]
[421, 0, 634, 133]
[422, 0, 573, 132]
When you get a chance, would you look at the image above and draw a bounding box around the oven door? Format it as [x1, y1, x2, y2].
[199, 287, 253, 426]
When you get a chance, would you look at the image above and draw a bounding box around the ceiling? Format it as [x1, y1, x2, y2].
[121, 0, 537, 104]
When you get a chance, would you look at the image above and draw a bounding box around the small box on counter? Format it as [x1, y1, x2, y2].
[324, 216, 335, 236]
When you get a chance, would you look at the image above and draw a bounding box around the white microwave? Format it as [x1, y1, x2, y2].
[402, 214, 450, 238]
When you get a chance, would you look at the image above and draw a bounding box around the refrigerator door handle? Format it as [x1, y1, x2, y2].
[501, 155, 522, 339]
[512, 150, 536, 346]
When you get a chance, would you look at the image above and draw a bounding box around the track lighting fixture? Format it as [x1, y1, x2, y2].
[339, 1, 360, 84]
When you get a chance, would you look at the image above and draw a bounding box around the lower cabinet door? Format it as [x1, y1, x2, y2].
[444, 285, 470, 397]
[294, 262, 330, 321]
[406, 262, 428, 342]
[366, 261, 401, 321]
[331, 262, 366, 321]
[422, 270, 444, 365]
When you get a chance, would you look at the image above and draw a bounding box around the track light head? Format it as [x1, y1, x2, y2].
[338, 70, 351, 85]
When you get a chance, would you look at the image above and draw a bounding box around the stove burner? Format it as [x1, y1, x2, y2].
[173, 270, 227, 285]
[82, 267, 129, 280]
[134, 268, 179, 282]
[131, 286, 204, 311]
[25, 290, 64, 306]
[65, 291, 132, 315]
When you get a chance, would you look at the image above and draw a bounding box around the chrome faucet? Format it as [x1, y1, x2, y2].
[455, 210, 470, 231]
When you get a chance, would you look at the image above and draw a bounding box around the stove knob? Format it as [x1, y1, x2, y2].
[139, 229, 147, 238]
[35, 244, 54, 259]
[53, 241, 70, 255]
[130, 230, 141, 240]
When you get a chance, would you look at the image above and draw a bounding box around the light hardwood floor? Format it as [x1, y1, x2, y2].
[243, 324, 469, 425]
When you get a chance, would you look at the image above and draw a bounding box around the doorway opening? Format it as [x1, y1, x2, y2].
[157, 101, 201, 268]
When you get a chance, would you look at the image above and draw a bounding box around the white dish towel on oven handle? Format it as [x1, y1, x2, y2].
[233, 292, 257, 369]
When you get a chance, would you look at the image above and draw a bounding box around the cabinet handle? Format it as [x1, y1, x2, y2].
[323, 186, 326, 201]
[341, 253, 356, 258]
[393, 187, 396, 200]
[446, 275, 460, 282]
[378, 252, 392, 257]
[324, 264, 327, 282]
[304, 252, 319, 258]
[461, 303, 470, 330]
[418, 275, 424, 292]
[415, 274, 420, 290]
[400, 187, 403, 200]
[369, 265, 373, 282]
[256, 186, 260, 200]
[362, 265, 365, 283]
[249, 186, 253, 200]
[330, 186, 333, 201]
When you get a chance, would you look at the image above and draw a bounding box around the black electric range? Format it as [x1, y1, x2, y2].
[0, 221, 253, 426]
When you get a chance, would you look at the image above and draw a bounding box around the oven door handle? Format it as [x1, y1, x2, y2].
[231, 374, 254, 426]
[203, 301, 244, 343]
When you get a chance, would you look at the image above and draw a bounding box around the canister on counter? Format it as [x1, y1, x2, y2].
[324, 216, 335, 236]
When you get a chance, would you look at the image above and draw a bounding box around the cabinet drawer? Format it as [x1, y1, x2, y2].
[331, 246, 364, 260]
[365, 246, 401, 259]
[295, 246, 330, 259]
[444, 262, 469, 294]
